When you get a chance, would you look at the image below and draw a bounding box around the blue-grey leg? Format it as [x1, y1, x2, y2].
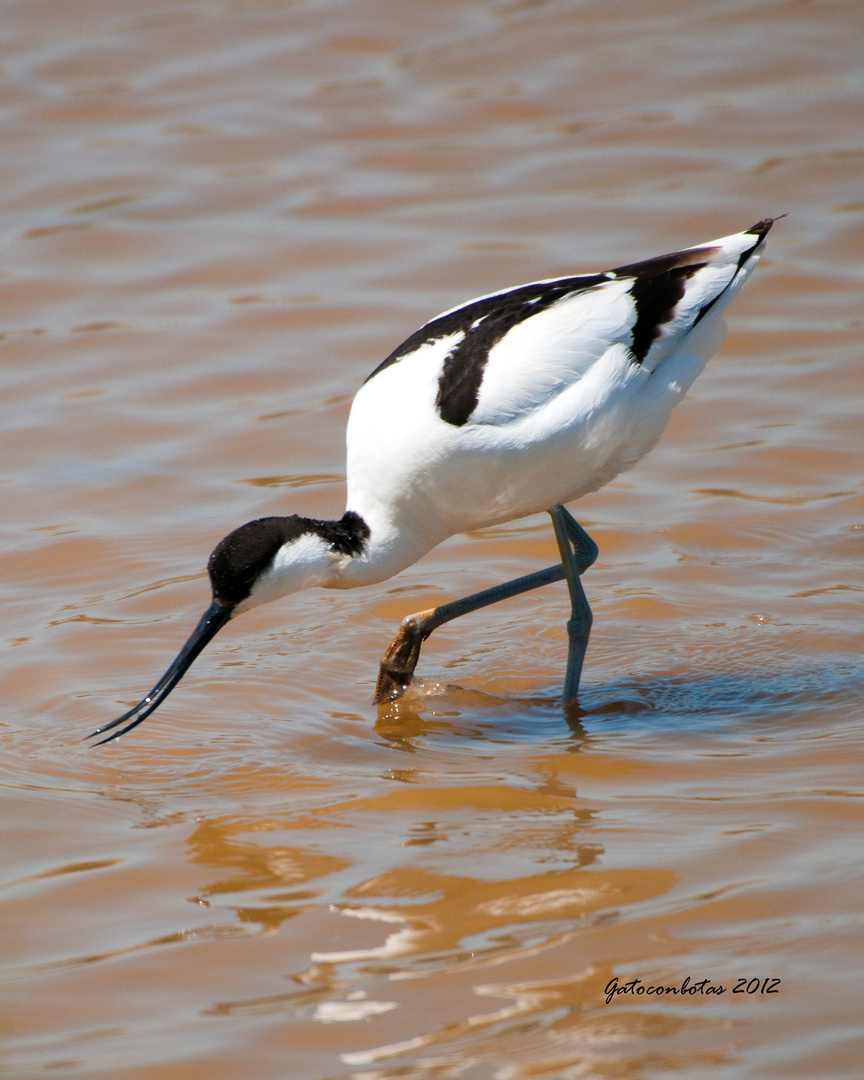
[374, 504, 598, 705]
[549, 504, 598, 704]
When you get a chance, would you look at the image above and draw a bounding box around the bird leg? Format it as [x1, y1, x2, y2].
[373, 564, 565, 703]
[549, 504, 597, 705]
[374, 504, 598, 705]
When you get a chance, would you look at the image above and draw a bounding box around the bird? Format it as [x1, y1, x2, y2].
[90, 218, 778, 744]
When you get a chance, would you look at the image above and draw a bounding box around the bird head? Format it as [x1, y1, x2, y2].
[89, 513, 369, 744]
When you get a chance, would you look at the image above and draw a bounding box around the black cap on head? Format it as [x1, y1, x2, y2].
[206, 511, 371, 607]
[207, 516, 306, 607]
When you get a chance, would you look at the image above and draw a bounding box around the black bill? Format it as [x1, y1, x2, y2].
[88, 601, 233, 745]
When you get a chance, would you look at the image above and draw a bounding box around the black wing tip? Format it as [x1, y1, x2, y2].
[745, 214, 788, 239]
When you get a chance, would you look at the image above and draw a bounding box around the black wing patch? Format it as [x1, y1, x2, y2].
[627, 263, 707, 362]
[364, 274, 607, 427]
[611, 245, 716, 364]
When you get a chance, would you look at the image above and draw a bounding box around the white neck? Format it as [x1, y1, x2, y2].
[234, 502, 448, 615]
[328, 502, 442, 589]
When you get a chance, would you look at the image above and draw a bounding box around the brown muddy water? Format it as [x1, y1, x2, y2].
[2, 2, 863, 1078]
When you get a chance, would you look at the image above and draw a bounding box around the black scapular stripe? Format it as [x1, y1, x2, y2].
[364, 274, 607, 427]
